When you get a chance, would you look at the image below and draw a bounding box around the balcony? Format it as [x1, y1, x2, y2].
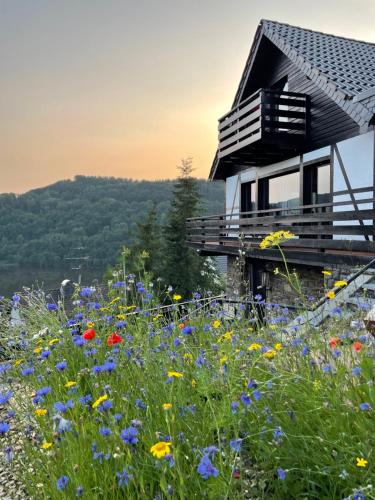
[187, 189, 375, 266]
[213, 89, 308, 178]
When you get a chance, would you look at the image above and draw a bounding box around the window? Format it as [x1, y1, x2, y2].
[303, 163, 331, 205]
[241, 181, 256, 215]
[268, 171, 300, 212]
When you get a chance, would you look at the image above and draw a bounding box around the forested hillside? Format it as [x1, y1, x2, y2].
[0, 176, 224, 295]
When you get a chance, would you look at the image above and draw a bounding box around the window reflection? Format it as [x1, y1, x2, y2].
[268, 171, 300, 213]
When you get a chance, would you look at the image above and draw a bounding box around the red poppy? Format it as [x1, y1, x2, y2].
[353, 341, 362, 352]
[107, 332, 123, 346]
[232, 470, 241, 479]
[83, 328, 95, 340]
[178, 323, 185, 330]
[329, 337, 340, 349]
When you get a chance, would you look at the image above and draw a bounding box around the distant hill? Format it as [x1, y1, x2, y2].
[0, 175, 224, 295]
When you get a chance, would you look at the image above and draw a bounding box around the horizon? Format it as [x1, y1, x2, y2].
[1, 0, 374, 194]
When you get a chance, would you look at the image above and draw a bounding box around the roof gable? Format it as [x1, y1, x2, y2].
[234, 20, 375, 128]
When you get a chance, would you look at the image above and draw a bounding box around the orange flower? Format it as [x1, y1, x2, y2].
[329, 337, 340, 349]
[107, 332, 123, 346]
[178, 323, 185, 329]
[353, 341, 362, 352]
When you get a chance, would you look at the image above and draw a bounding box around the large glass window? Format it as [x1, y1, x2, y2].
[241, 181, 256, 214]
[303, 163, 331, 205]
[268, 171, 300, 212]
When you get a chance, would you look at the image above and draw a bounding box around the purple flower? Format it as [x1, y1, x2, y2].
[80, 287, 94, 298]
[352, 367, 361, 376]
[120, 426, 138, 445]
[116, 467, 132, 487]
[99, 426, 112, 436]
[240, 393, 251, 406]
[273, 426, 284, 440]
[229, 439, 242, 452]
[0, 391, 13, 405]
[253, 390, 261, 401]
[47, 303, 58, 311]
[197, 455, 219, 480]
[40, 350, 52, 359]
[202, 446, 219, 457]
[55, 361, 67, 371]
[56, 475, 69, 491]
[182, 326, 193, 335]
[0, 422, 10, 434]
[231, 401, 240, 414]
[359, 402, 371, 411]
[21, 367, 34, 376]
[277, 467, 286, 480]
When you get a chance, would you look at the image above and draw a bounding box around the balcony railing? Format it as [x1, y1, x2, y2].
[218, 88, 308, 159]
[187, 187, 375, 257]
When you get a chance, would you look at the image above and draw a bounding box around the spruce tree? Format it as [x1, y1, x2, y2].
[161, 158, 214, 296]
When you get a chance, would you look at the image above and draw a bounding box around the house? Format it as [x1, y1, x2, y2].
[187, 20, 375, 304]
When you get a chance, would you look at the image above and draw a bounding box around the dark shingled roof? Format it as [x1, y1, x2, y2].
[234, 20, 375, 128]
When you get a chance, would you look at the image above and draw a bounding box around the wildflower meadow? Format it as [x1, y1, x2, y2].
[0, 263, 374, 499]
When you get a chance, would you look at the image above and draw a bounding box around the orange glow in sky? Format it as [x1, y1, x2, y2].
[0, 0, 374, 193]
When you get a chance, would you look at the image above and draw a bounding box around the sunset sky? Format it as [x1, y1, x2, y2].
[1, 0, 374, 193]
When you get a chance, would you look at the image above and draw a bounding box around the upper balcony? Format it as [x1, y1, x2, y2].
[213, 89, 309, 178]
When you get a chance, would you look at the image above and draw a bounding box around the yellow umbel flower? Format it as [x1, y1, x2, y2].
[48, 339, 60, 345]
[334, 280, 347, 287]
[248, 343, 262, 351]
[92, 394, 108, 409]
[191, 378, 197, 387]
[41, 442, 53, 450]
[274, 343, 283, 351]
[162, 403, 172, 410]
[33, 347, 42, 354]
[183, 353, 193, 363]
[212, 320, 221, 329]
[64, 381, 77, 388]
[313, 380, 321, 391]
[220, 355, 228, 365]
[172, 294, 182, 301]
[326, 291, 336, 300]
[219, 331, 233, 342]
[14, 359, 24, 367]
[35, 408, 47, 417]
[322, 270, 332, 276]
[263, 350, 276, 359]
[167, 370, 183, 378]
[150, 441, 172, 459]
[259, 230, 295, 250]
[116, 314, 126, 320]
[356, 457, 368, 468]
[86, 321, 94, 328]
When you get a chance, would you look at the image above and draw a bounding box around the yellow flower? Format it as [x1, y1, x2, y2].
[326, 290, 336, 300]
[162, 403, 172, 410]
[48, 338, 59, 345]
[356, 457, 368, 468]
[125, 305, 136, 310]
[109, 297, 120, 305]
[334, 280, 347, 287]
[313, 380, 321, 391]
[172, 294, 182, 301]
[92, 394, 108, 409]
[116, 314, 126, 320]
[167, 371, 183, 378]
[191, 378, 197, 387]
[14, 359, 24, 367]
[274, 267, 279, 275]
[87, 321, 94, 328]
[263, 350, 276, 359]
[248, 343, 262, 351]
[65, 381, 77, 388]
[219, 331, 233, 342]
[33, 347, 42, 354]
[322, 270, 332, 276]
[41, 442, 53, 450]
[35, 408, 47, 417]
[220, 355, 228, 365]
[183, 353, 193, 363]
[212, 320, 221, 329]
[259, 230, 295, 250]
[150, 441, 172, 459]
[274, 343, 283, 351]
[153, 314, 163, 321]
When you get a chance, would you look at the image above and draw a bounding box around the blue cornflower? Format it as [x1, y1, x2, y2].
[231, 401, 240, 414]
[332, 349, 341, 359]
[54, 400, 74, 413]
[165, 453, 175, 468]
[202, 446, 219, 457]
[240, 393, 251, 406]
[114, 413, 123, 422]
[40, 350, 51, 359]
[73, 337, 86, 347]
[93, 451, 110, 463]
[120, 426, 138, 445]
[80, 287, 94, 298]
[301, 345, 309, 356]
[135, 399, 147, 410]
[352, 366, 361, 376]
[3, 447, 14, 462]
[115, 320, 127, 329]
[56, 475, 69, 491]
[36, 387, 51, 397]
[54, 415, 72, 433]
[352, 492, 365, 500]
[76, 486, 84, 497]
[247, 379, 258, 389]
[99, 400, 113, 412]
[0, 391, 13, 405]
[55, 361, 67, 371]
[0, 422, 10, 434]
[102, 360, 116, 373]
[229, 439, 242, 452]
[323, 364, 333, 373]
[277, 467, 286, 480]
[253, 390, 261, 401]
[0, 364, 11, 373]
[99, 426, 112, 436]
[116, 467, 132, 487]
[195, 354, 206, 367]
[197, 455, 219, 480]
[47, 303, 58, 311]
[92, 365, 103, 374]
[173, 337, 181, 347]
[359, 402, 371, 411]
[21, 367, 34, 376]
[182, 326, 193, 335]
[273, 426, 284, 440]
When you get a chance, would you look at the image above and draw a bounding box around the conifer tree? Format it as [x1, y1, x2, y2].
[161, 158, 216, 296]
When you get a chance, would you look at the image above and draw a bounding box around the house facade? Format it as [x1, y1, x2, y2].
[187, 20, 375, 304]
